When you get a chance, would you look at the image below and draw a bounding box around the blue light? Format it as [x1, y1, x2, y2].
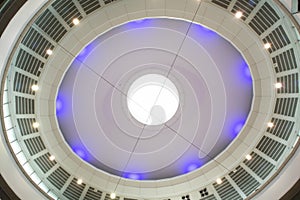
[126, 173, 140, 180]
[56, 97, 63, 114]
[75, 149, 86, 158]
[76, 42, 96, 62]
[134, 18, 146, 23]
[244, 66, 251, 78]
[234, 123, 244, 135]
[72, 147, 91, 161]
[124, 18, 152, 29]
[187, 164, 198, 172]
[243, 63, 253, 82]
[238, 60, 253, 83]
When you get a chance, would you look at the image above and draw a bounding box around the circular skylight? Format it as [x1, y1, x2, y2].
[127, 74, 179, 125]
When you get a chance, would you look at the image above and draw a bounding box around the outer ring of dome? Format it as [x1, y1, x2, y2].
[0, 1, 300, 200]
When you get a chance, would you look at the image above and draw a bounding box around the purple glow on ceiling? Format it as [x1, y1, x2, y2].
[56, 97, 63, 114]
[125, 173, 141, 180]
[187, 164, 198, 172]
[72, 147, 90, 161]
[234, 122, 245, 135]
[57, 18, 253, 180]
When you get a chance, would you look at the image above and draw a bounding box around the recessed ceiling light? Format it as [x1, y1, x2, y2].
[267, 122, 274, 128]
[32, 122, 39, 128]
[110, 192, 116, 199]
[77, 179, 83, 185]
[246, 154, 252, 161]
[49, 155, 55, 161]
[264, 43, 271, 49]
[235, 11, 243, 19]
[46, 49, 53, 55]
[216, 178, 222, 184]
[31, 84, 39, 91]
[72, 18, 80, 25]
[275, 82, 283, 89]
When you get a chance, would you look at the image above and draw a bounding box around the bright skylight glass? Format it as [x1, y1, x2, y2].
[127, 74, 179, 125]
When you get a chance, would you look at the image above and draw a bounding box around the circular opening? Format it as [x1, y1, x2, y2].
[127, 74, 179, 125]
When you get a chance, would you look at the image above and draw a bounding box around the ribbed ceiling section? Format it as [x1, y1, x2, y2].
[1, 0, 300, 200]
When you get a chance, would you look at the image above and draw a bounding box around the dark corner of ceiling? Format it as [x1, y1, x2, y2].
[280, 178, 300, 200]
[0, 174, 20, 200]
[0, 0, 27, 38]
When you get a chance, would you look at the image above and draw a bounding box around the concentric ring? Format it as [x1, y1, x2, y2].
[56, 18, 253, 179]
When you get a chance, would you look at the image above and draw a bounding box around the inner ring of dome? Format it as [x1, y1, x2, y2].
[56, 18, 253, 180]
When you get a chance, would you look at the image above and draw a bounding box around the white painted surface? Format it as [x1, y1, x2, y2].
[0, 1, 48, 199]
[0, 0, 299, 199]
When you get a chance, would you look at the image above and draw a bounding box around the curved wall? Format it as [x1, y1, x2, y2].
[0, 1, 299, 200]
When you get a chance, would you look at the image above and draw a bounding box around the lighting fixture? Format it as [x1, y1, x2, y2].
[246, 154, 252, 161]
[110, 192, 116, 199]
[72, 18, 80, 25]
[127, 74, 179, 125]
[216, 178, 222, 184]
[49, 155, 55, 161]
[31, 84, 39, 91]
[46, 49, 53, 55]
[235, 11, 243, 19]
[77, 179, 83, 185]
[267, 122, 274, 128]
[264, 43, 271, 49]
[32, 122, 39, 128]
[275, 82, 283, 89]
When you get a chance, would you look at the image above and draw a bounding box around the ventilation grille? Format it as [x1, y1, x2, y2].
[256, 136, 286, 161]
[248, 2, 280, 35]
[213, 178, 242, 200]
[34, 152, 57, 173]
[211, 0, 232, 9]
[35, 9, 67, 42]
[231, 0, 259, 20]
[21, 27, 54, 58]
[229, 166, 260, 196]
[13, 72, 37, 94]
[267, 118, 295, 140]
[276, 73, 299, 94]
[52, 0, 83, 27]
[263, 26, 291, 53]
[274, 97, 298, 117]
[15, 49, 44, 77]
[272, 48, 297, 73]
[103, 0, 117, 5]
[243, 152, 275, 180]
[15, 96, 34, 114]
[78, 0, 101, 15]
[17, 118, 38, 136]
[47, 167, 70, 190]
[83, 187, 103, 200]
[63, 178, 86, 200]
[24, 136, 46, 156]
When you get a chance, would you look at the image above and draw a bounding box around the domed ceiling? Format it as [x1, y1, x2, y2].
[57, 17, 253, 180]
[1, 0, 300, 200]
